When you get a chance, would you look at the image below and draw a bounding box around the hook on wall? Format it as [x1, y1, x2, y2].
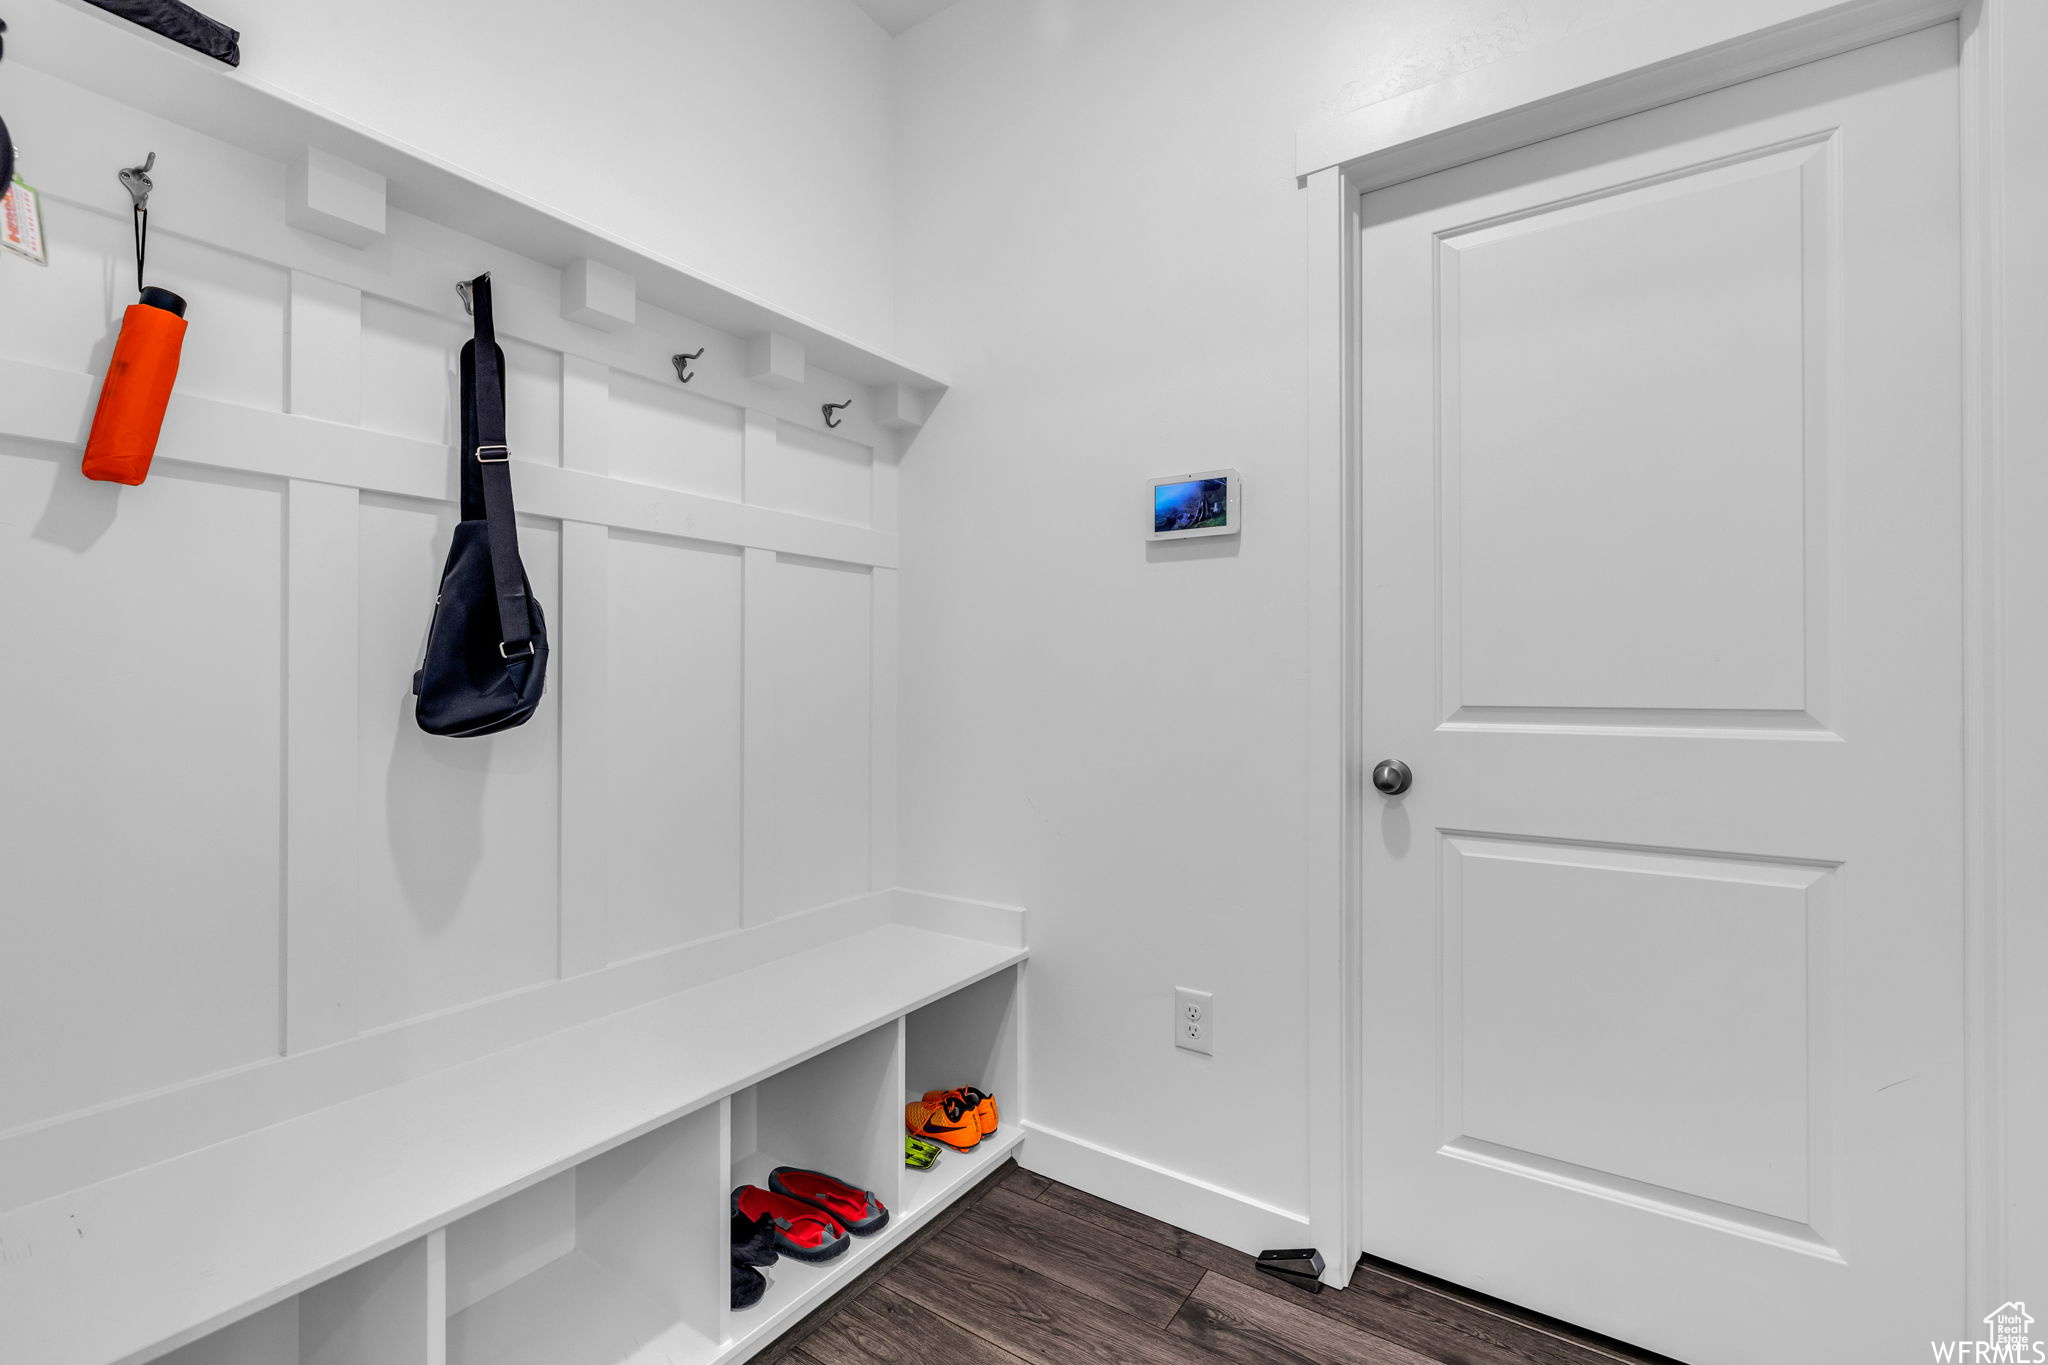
[672, 349, 704, 384]
[118, 153, 159, 294]
[822, 400, 852, 429]
[457, 271, 491, 316]
[118, 151, 157, 209]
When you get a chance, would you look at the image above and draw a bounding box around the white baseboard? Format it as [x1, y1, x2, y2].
[1018, 1120, 1311, 1257]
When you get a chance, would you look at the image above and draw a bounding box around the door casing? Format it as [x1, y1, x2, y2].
[1298, 0, 2039, 1331]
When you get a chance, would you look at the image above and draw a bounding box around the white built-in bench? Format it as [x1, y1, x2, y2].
[1, 918, 1025, 1365]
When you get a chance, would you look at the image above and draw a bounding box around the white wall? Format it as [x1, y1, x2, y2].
[891, 0, 1661, 1237]
[1996, 0, 2048, 1314]
[0, 15, 903, 1207]
[197, 0, 901, 345]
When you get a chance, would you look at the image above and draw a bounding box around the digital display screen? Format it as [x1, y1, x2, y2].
[1153, 477, 1230, 534]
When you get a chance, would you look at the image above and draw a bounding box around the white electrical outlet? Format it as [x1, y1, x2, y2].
[1175, 987, 1214, 1056]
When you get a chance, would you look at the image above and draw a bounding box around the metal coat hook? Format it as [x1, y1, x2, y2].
[672, 349, 704, 383]
[119, 153, 158, 293]
[822, 400, 852, 429]
[457, 271, 491, 316]
[118, 151, 156, 209]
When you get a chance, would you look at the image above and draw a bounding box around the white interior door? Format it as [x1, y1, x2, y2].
[1356, 24, 1964, 1364]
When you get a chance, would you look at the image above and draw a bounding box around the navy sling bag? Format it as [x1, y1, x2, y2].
[412, 273, 549, 736]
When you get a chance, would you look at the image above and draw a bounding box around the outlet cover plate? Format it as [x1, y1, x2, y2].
[1175, 987, 1214, 1056]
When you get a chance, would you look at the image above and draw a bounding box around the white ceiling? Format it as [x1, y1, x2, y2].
[848, 0, 963, 37]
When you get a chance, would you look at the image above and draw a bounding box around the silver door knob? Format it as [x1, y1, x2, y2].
[1372, 759, 1412, 796]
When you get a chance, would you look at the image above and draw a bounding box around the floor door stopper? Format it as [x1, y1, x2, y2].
[1255, 1247, 1327, 1294]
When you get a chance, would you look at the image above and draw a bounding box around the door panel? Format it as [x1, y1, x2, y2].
[1443, 142, 1822, 718]
[1358, 24, 1962, 1363]
[1445, 835, 1826, 1224]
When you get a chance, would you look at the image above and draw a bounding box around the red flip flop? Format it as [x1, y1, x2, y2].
[767, 1167, 892, 1236]
[732, 1185, 849, 1262]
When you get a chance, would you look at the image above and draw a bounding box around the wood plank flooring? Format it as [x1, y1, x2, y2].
[749, 1161, 1683, 1365]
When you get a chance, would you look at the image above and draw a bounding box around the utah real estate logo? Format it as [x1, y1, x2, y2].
[1933, 1302, 2042, 1362]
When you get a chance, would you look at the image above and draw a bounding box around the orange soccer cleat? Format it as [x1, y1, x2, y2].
[921, 1086, 998, 1137]
[906, 1091, 983, 1151]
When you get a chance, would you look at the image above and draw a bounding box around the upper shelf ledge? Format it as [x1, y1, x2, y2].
[10, 0, 949, 394]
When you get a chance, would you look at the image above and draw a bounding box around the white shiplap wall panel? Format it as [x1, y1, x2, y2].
[285, 478, 365, 1054]
[501, 334, 565, 469]
[769, 419, 874, 528]
[767, 556, 875, 918]
[284, 274, 364, 1055]
[145, 233, 290, 414]
[0, 449, 285, 1132]
[0, 31, 934, 1235]
[604, 532, 747, 963]
[556, 355, 613, 981]
[353, 496, 564, 1032]
[0, 359, 898, 568]
[360, 296, 465, 447]
[0, 199, 133, 377]
[555, 520, 611, 982]
[0, 196, 288, 417]
[606, 371, 745, 501]
[870, 565, 901, 892]
[870, 440, 901, 537]
[740, 546, 780, 924]
[287, 272, 364, 426]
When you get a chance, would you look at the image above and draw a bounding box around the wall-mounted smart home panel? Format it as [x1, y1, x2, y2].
[1149, 468, 1240, 540]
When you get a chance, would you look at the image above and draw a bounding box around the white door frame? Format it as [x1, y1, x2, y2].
[1299, 0, 2046, 1324]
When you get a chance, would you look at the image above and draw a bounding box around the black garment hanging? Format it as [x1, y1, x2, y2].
[1, 20, 14, 190]
[82, 0, 240, 65]
[412, 274, 549, 737]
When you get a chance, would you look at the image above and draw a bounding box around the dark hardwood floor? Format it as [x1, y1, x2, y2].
[749, 1161, 1681, 1365]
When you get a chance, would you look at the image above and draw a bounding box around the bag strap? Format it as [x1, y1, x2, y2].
[458, 274, 535, 657]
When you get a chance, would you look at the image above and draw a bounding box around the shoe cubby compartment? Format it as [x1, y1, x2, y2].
[902, 964, 1023, 1216]
[155, 1238, 441, 1365]
[30, 926, 1023, 1365]
[444, 1104, 726, 1365]
[724, 1021, 902, 1341]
